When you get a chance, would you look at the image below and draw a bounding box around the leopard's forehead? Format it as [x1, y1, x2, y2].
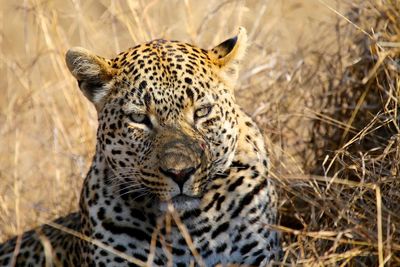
[108, 39, 227, 117]
[112, 40, 217, 86]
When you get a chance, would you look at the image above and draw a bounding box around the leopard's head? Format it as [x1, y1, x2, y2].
[66, 28, 248, 210]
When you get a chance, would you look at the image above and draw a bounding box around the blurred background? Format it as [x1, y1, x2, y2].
[1, 0, 399, 265]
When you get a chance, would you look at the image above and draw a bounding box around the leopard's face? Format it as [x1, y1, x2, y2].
[66, 29, 247, 210]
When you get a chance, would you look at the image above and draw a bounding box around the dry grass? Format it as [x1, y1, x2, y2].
[0, 0, 399, 266]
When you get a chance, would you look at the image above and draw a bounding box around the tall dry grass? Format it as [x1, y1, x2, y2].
[0, 0, 398, 265]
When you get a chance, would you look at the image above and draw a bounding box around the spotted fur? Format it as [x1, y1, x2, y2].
[0, 27, 280, 266]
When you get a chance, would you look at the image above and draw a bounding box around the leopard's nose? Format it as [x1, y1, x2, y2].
[160, 166, 196, 190]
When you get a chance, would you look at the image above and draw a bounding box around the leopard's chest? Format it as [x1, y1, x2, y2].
[82, 177, 278, 266]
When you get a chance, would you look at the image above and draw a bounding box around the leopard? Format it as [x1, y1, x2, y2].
[0, 27, 280, 266]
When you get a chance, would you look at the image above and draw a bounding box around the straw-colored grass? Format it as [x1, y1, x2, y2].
[1, 0, 398, 265]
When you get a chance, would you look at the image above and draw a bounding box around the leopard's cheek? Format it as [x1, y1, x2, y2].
[200, 105, 238, 171]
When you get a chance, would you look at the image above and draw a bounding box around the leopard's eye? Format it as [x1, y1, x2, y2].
[194, 106, 212, 120]
[129, 113, 146, 123]
[128, 113, 152, 128]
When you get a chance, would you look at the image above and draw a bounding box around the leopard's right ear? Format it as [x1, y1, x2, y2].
[66, 47, 117, 111]
[209, 27, 248, 88]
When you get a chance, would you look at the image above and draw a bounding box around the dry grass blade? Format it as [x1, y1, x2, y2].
[167, 204, 206, 267]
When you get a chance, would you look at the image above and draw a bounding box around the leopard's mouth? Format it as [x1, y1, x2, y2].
[159, 194, 201, 212]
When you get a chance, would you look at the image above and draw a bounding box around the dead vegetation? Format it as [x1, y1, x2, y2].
[0, 0, 398, 266]
[268, 1, 400, 265]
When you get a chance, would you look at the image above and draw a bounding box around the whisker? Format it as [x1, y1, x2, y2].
[114, 184, 144, 194]
[108, 180, 142, 187]
[105, 172, 141, 183]
[117, 188, 148, 199]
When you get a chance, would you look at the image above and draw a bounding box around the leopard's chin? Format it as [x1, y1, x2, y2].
[159, 195, 201, 212]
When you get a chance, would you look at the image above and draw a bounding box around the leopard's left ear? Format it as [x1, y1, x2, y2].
[209, 27, 248, 87]
[65, 47, 117, 111]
